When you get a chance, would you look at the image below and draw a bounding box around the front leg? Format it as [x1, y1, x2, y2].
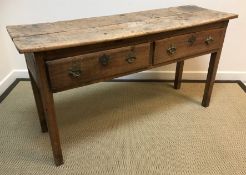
[34, 53, 64, 166]
[202, 50, 221, 107]
[174, 60, 184, 89]
[28, 70, 48, 133]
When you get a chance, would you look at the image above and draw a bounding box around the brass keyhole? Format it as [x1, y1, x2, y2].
[167, 45, 177, 55]
[126, 51, 136, 64]
[99, 54, 110, 66]
[205, 36, 214, 45]
[188, 35, 196, 45]
[68, 61, 82, 78]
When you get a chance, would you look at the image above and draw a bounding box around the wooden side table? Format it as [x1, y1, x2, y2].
[7, 5, 237, 166]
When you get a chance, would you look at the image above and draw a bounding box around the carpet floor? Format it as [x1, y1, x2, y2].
[0, 81, 246, 175]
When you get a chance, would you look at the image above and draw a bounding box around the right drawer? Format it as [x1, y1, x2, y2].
[154, 28, 225, 65]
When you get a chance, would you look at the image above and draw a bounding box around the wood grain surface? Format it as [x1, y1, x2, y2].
[6, 5, 237, 53]
[47, 43, 150, 92]
[154, 28, 225, 64]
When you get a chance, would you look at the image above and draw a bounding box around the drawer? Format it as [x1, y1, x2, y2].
[154, 28, 225, 65]
[47, 43, 150, 91]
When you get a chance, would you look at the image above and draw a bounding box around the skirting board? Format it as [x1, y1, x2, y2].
[0, 69, 29, 95]
[119, 71, 246, 81]
[0, 69, 246, 95]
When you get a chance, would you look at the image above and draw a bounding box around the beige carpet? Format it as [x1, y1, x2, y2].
[0, 81, 246, 174]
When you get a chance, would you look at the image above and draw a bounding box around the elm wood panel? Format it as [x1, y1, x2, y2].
[46, 43, 221, 94]
[174, 61, 184, 89]
[6, 6, 237, 53]
[34, 53, 64, 166]
[50, 67, 150, 93]
[152, 49, 220, 69]
[49, 48, 220, 93]
[202, 51, 222, 107]
[28, 70, 48, 133]
[44, 21, 229, 61]
[202, 23, 227, 107]
[154, 28, 225, 65]
[25, 53, 38, 83]
[47, 43, 150, 92]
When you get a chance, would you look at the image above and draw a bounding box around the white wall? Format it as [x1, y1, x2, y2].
[0, 0, 245, 94]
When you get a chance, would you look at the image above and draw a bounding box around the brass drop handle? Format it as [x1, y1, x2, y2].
[68, 68, 82, 78]
[99, 54, 110, 66]
[126, 51, 136, 64]
[167, 45, 177, 55]
[205, 36, 214, 45]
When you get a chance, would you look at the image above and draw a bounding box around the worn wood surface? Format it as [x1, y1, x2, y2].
[7, 5, 237, 53]
[25, 53, 38, 82]
[28, 70, 48, 133]
[202, 51, 222, 107]
[174, 61, 184, 89]
[44, 21, 228, 61]
[34, 53, 64, 166]
[154, 28, 225, 65]
[201, 23, 228, 107]
[47, 43, 150, 92]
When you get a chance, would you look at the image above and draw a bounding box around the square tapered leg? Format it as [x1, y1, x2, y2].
[202, 51, 221, 107]
[28, 70, 48, 133]
[26, 53, 64, 166]
[174, 60, 184, 89]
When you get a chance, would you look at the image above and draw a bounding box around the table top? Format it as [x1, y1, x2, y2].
[7, 5, 237, 53]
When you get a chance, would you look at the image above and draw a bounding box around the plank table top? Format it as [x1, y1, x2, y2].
[7, 5, 237, 53]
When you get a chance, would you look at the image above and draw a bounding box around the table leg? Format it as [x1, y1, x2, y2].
[28, 70, 48, 133]
[202, 50, 221, 107]
[41, 87, 64, 166]
[174, 60, 184, 89]
[35, 54, 64, 166]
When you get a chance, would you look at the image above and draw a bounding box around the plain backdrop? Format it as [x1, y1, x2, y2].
[0, 0, 245, 89]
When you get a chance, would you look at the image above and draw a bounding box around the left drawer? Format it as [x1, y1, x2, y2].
[46, 43, 150, 92]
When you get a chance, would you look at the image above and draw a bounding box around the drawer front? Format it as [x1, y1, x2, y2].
[47, 43, 150, 91]
[154, 28, 225, 64]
